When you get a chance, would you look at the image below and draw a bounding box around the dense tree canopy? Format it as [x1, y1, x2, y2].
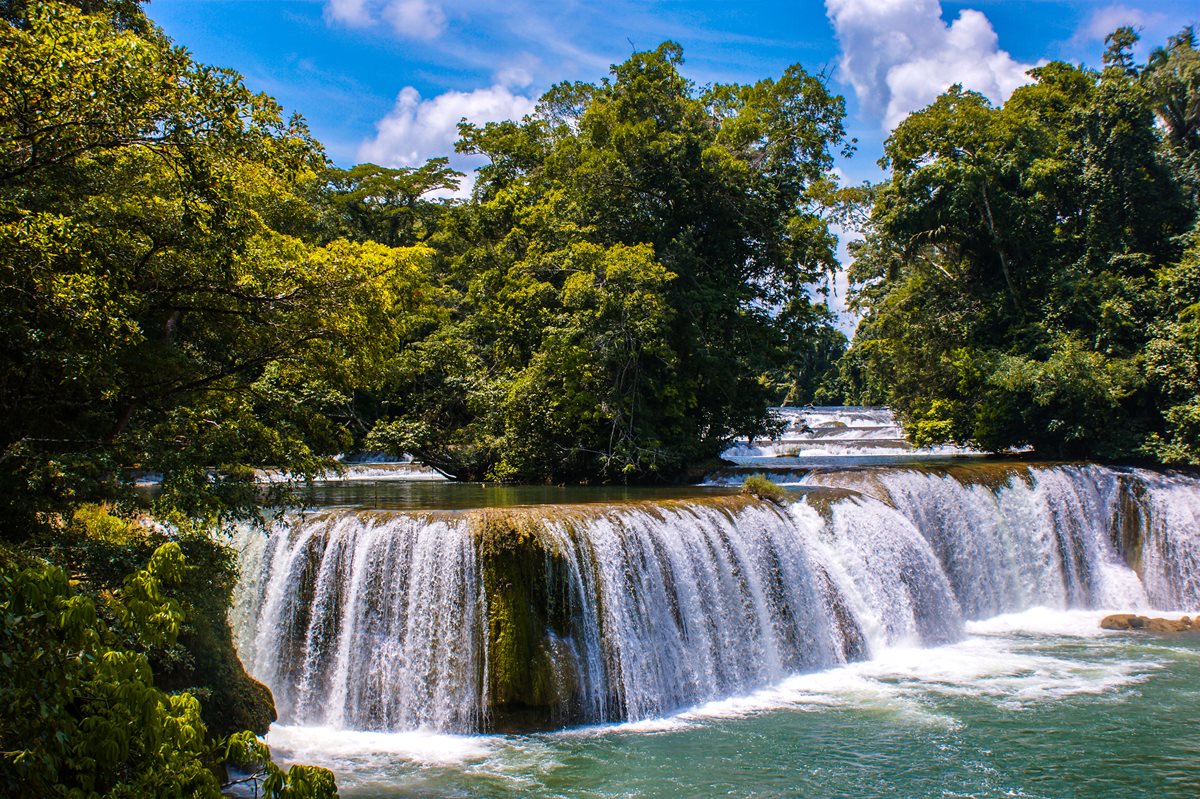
[843, 27, 1200, 462]
[1, 4, 852, 791]
[0, 2, 439, 533]
[7, 0, 1200, 794]
[365, 43, 851, 481]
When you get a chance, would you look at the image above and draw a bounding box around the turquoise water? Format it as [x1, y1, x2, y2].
[263, 610, 1200, 799]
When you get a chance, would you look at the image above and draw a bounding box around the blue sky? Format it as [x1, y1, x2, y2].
[149, 0, 1196, 186]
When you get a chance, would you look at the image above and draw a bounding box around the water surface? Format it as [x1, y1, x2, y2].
[263, 609, 1200, 799]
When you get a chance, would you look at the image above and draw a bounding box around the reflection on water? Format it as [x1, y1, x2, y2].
[295, 480, 737, 511]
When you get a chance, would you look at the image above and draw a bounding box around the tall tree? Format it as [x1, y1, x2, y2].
[367, 43, 850, 481]
[846, 42, 1192, 458]
[0, 2, 436, 532]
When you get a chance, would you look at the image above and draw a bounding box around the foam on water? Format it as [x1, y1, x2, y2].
[584, 607, 1165, 729]
[254, 462, 447, 483]
[265, 725, 496, 766]
[271, 605, 1168, 770]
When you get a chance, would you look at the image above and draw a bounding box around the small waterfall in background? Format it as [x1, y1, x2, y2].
[721, 405, 975, 460]
[232, 463, 1200, 736]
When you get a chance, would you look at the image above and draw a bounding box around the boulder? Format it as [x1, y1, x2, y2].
[1100, 613, 1196, 633]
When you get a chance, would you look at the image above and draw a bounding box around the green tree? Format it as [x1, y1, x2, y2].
[1144, 27, 1200, 206]
[0, 3, 441, 792]
[1145, 230, 1200, 463]
[0, 2, 437, 532]
[846, 41, 1192, 458]
[370, 42, 850, 481]
[318, 159, 462, 247]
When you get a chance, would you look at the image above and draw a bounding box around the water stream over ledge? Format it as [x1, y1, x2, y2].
[230, 437, 1200, 796]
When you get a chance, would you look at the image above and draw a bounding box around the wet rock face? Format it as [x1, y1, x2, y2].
[1100, 614, 1197, 633]
[477, 511, 588, 732]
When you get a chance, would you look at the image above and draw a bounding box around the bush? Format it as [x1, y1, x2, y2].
[0, 542, 221, 796]
[740, 475, 791, 504]
[47, 505, 278, 738]
[0, 539, 337, 798]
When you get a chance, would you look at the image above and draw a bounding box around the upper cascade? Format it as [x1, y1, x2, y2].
[232, 463, 1200, 736]
[721, 406, 977, 461]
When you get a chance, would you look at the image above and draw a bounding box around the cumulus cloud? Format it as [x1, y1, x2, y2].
[358, 85, 537, 194]
[494, 53, 540, 90]
[825, 0, 1037, 130]
[324, 0, 447, 39]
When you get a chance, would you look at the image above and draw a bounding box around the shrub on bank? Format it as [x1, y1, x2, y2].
[0, 519, 337, 798]
[740, 475, 791, 505]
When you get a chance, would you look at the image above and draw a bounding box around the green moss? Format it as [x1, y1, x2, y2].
[474, 510, 581, 732]
[740, 475, 791, 504]
[469, 496, 797, 731]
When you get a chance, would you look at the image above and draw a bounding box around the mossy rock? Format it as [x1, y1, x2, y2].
[740, 475, 791, 504]
[1111, 475, 1146, 576]
[474, 510, 587, 732]
[163, 572, 277, 737]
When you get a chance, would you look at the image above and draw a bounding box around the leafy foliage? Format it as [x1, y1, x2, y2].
[0, 2, 438, 533]
[48, 505, 278, 739]
[0, 542, 220, 796]
[226, 732, 339, 799]
[368, 42, 851, 481]
[0, 538, 337, 797]
[317, 160, 461, 247]
[845, 29, 1200, 460]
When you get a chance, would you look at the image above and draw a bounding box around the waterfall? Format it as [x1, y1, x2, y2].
[233, 512, 483, 731]
[722, 405, 975, 459]
[530, 500, 946, 723]
[232, 465, 1200, 736]
[801, 465, 1152, 619]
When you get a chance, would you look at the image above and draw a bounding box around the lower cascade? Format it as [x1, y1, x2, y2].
[231, 464, 1200, 734]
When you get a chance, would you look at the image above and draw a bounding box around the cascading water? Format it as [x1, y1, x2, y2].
[234, 512, 483, 731]
[232, 464, 1200, 737]
[721, 405, 975, 459]
[1134, 471, 1200, 608]
[801, 465, 1153, 619]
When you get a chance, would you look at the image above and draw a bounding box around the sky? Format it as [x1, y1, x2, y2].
[147, 0, 1198, 328]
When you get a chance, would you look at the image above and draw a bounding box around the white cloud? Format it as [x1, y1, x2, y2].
[825, 0, 1037, 130]
[324, 0, 447, 40]
[325, 0, 372, 27]
[494, 53, 540, 90]
[358, 85, 538, 195]
[382, 0, 446, 39]
[1078, 4, 1168, 42]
